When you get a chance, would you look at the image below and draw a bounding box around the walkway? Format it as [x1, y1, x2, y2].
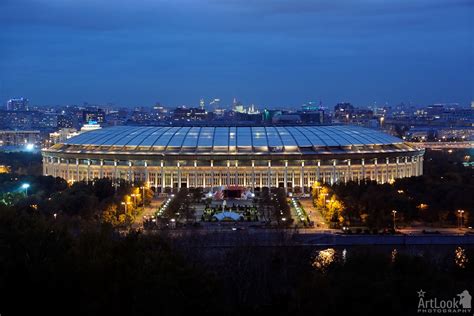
[298, 198, 329, 229]
[131, 197, 164, 230]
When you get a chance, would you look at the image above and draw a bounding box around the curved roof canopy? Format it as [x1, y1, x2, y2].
[59, 125, 404, 154]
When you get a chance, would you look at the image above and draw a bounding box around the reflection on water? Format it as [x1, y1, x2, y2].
[391, 248, 398, 263]
[312, 248, 335, 272]
[309, 245, 471, 269]
[455, 247, 468, 268]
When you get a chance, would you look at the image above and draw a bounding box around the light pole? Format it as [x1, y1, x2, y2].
[131, 194, 137, 207]
[121, 201, 131, 213]
[322, 193, 328, 207]
[140, 185, 146, 212]
[21, 183, 30, 196]
[121, 202, 127, 213]
[457, 210, 465, 230]
[316, 185, 321, 197]
[392, 210, 397, 230]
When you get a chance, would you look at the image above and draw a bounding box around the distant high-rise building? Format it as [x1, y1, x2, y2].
[6, 98, 29, 111]
[209, 98, 220, 111]
[57, 115, 75, 128]
[48, 128, 79, 145]
[173, 107, 207, 121]
[334, 102, 354, 120]
[199, 99, 205, 110]
[302, 101, 320, 112]
[83, 109, 105, 124]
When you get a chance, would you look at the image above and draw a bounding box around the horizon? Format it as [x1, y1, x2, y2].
[4, 98, 473, 110]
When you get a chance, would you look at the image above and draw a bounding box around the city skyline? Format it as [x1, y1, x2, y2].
[2, 96, 473, 110]
[1, 0, 473, 107]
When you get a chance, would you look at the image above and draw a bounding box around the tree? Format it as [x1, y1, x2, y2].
[315, 186, 331, 210]
[311, 181, 321, 199]
[102, 203, 120, 226]
[325, 197, 344, 226]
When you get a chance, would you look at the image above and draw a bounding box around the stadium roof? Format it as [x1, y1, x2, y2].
[58, 125, 405, 154]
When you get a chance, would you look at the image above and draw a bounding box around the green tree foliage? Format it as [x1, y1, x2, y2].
[329, 149, 473, 228]
[325, 198, 344, 225]
[2, 205, 473, 315]
[0, 206, 218, 316]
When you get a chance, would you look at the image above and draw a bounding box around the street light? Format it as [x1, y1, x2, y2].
[457, 210, 465, 230]
[392, 210, 397, 230]
[121, 201, 131, 213]
[322, 193, 329, 207]
[21, 183, 30, 196]
[316, 185, 321, 197]
[140, 185, 146, 211]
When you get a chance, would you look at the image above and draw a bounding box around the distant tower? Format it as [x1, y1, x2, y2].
[209, 98, 220, 111]
[200, 98, 205, 110]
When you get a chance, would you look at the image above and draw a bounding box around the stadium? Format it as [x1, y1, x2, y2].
[42, 125, 424, 193]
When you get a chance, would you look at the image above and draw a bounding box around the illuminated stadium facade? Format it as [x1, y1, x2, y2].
[42, 125, 424, 192]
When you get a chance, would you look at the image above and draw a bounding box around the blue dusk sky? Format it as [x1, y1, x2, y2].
[0, 0, 472, 108]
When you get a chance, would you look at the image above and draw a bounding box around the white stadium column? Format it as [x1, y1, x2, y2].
[177, 161, 181, 189]
[403, 157, 411, 177]
[317, 160, 321, 181]
[66, 159, 70, 181]
[395, 157, 400, 179]
[331, 159, 336, 185]
[161, 160, 165, 193]
[99, 159, 104, 178]
[194, 160, 197, 188]
[86, 159, 91, 183]
[227, 160, 230, 187]
[300, 160, 304, 191]
[251, 160, 255, 191]
[211, 160, 214, 189]
[76, 158, 80, 182]
[419, 156, 423, 176]
[347, 159, 351, 182]
[235, 160, 239, 186]
[128, 161, 132, 182]
[373, 158, 378, 182]
[144, 160, 149, 185]
[412, 156, 416, 176]
[267, 160, 271, 188]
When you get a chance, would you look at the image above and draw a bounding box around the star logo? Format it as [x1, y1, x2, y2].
[418, 289, 426, 298]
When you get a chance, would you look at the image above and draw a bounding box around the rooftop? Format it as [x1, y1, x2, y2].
[49, 125, 408, 155]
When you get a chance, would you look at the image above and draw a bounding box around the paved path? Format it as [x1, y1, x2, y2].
[131, 197, 164, 230]
[298, 198, 329, 229]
